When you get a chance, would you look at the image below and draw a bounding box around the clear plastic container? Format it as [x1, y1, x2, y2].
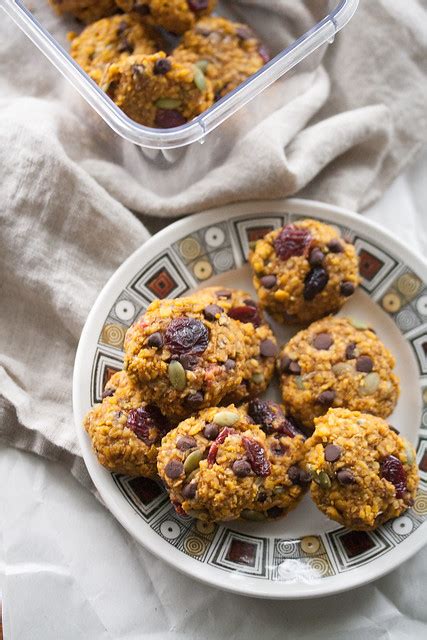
[1, 0, 358, 151]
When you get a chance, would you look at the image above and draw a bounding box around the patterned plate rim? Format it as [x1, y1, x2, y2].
[73, 198, 427, 599]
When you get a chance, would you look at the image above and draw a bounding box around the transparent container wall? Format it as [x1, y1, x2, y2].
[1, 0, 358, 195]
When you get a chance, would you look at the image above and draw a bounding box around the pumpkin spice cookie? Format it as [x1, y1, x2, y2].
[304, 408, 419, 530]
[174, 16, 269, 99]
[70, 14, 162, 84]
[49, 0, 117, 24]
[249, 219, 360, 324]
[279, 316, 399, 429]
[83, 370, 172, 477]
[157, 404, 272, 521]
[100, 51, 213, 126]
[124, 292, 263, 419]
[244, 399, 309, 520]
[198, 286, 278, 401]
[116, 0, 216, 34]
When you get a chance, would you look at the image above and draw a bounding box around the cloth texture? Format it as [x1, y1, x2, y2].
[0, 0, 427, 489]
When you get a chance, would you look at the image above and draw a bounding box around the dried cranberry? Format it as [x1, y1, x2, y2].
[172, 500, 187, 516]
[228, 305, 261, 327]
[155, 109, 187, 128]
[273, 224, 313, 261]
[380, 455, 407, 498]
[247, 399, 298, 438]
[243, 437, 271, 477]
[127, 405, 170, 443]
[207, 427, 236, 466]
[303, 267, 329, 300]
[164, 317, 209, 355]
[188, 0, 209, 11]
[236, 26, 254, 40]
[258, 45, 270, 64]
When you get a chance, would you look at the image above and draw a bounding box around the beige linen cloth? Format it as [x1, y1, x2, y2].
[0, 0, 426, 489]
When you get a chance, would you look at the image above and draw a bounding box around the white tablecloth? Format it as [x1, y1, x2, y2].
[1, 151, 427, 639]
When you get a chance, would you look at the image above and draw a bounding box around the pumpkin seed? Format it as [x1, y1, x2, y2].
[349, 317, 369, 330]
[273, 485, 286, 495]
[193, 65, 207, 92]
[184, 449, 203, 475]
[251, 372, 265, 385]
[185, 469, 199, 484]
[168, 360, 187, 390]
[359, 372, 380, 396]
[313, 470, 331, 490]
[195, 59, 209, 72]
[295, 375, 305, 390]
[213, 410, 239, 427]
[241, 509, 267, 522]
[332, 362, 354, 376]
[155, 97, 182, 109]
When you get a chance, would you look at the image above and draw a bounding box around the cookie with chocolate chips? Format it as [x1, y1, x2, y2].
[278, 316, 399, 428]
[304, 408, 418, 530]
[249, 218, 360, 324]
[116, 0, 216, 34]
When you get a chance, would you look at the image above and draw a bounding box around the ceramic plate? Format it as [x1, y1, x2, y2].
[73, 199, 427, 599]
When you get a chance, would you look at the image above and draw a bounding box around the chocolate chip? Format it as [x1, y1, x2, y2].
[309, 248, 325, 267]
[133, 3, 150, 16]
[267, 506, 284, 519]
[244, 299, 257, 308]
[327, 239, 344, 253]
[288, 361, 301, 375]
[188, 0, 209, 11]
[340, 281, 355, 297]
[147, 332, 163, 348]
[288, 465, 311, 485]
[257, 491, 267, 503]
[260, 275, 277, 289]
[215, 289, 231, 299]
[185, 392, 204, 408]
[203, 304, 223, 321]
[389, 425, 400, 434]
[165, 459, 184, 479]
[324, 444, 342, 462]
[260, 339, 278, 357]
[345, 342, 357, 359]
[337, 468, 356, 485]
[117, 37, 134, 54]
[203, 423, 219, 440]
[317, 389, 336, 406]
[101, 387, 115, 399]
[182, 482, 197, 499]
[153, 58, 172, 75]
[270, 441, 287, 456]
[232, 459, 252, 477]
[179, 354, 199, 371]
[176, 435, 197, 451]
[116, 21, 128, 35]
[280, 354, 291, 373]
[313, 332, 333, 350]
[356, 355, 373, 373]
[224, 358, 236, 370]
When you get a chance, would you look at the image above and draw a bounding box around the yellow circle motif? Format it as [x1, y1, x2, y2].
[195, 520, 215, 535]
[101, 323, 125, 348]
[193, 259, 213, 280]
[300, 536, 321, 554]
[382, 292, 401, 313]
[397, 273, 422, 298]
[183, 536, 206, 556]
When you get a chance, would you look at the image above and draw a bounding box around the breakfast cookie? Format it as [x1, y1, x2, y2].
[174, 16, 269, 99]
[83, 370, 172, 477]
[49, 0, 117, 24]
[100, 51, 213, 126]
[279, 316, 399, 429]
[244, 399, 308, 520]
[123, 293, 262, 419]
[157, 404, 271, 521]
[249, 219, 360, 324]
[70, 14, 162, 83]
[115, 0, 216, 34]
[198, 286, 278, 401]
[304, 408, 419, 530]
